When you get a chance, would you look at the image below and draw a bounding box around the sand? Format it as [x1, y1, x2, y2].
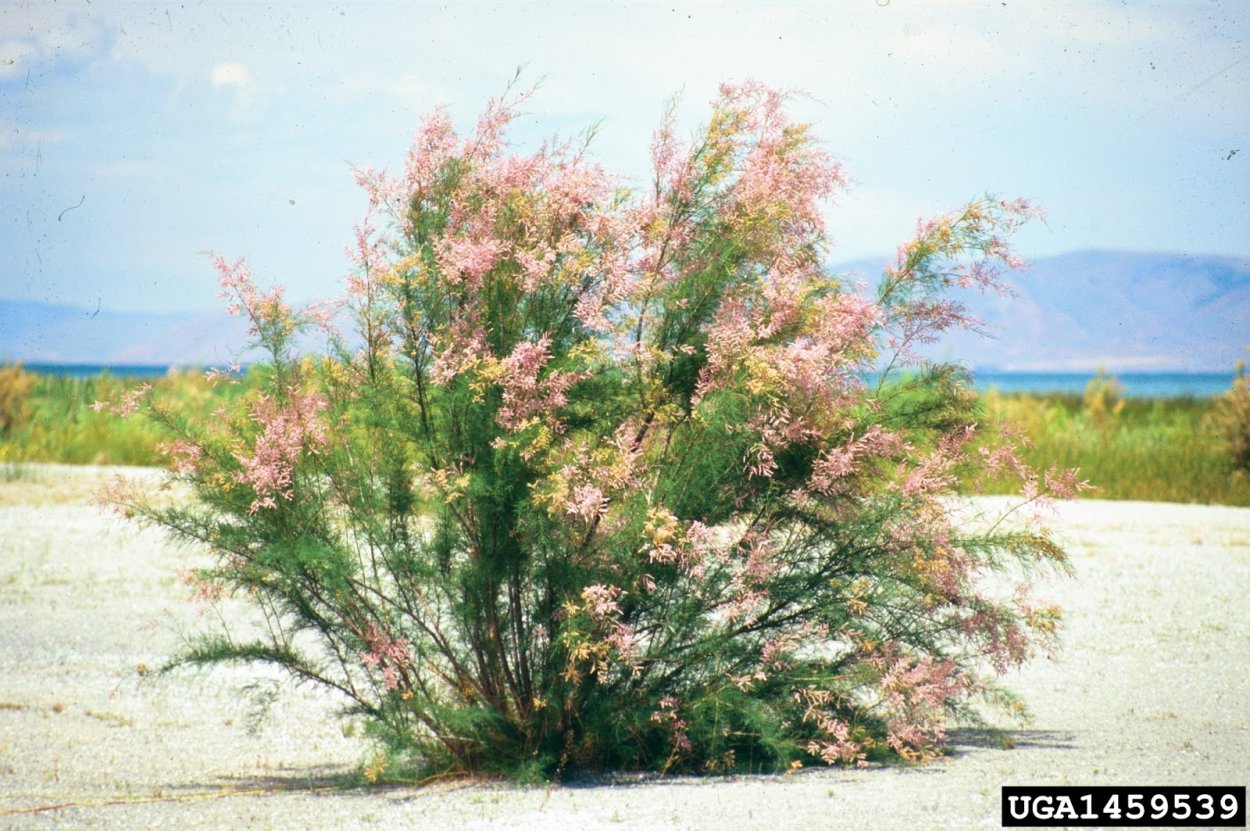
[1, 464, 1247, 829]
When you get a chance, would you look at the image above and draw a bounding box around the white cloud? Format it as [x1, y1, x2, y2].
[211, 62, 252, 88]
[209, 61, 267, 121]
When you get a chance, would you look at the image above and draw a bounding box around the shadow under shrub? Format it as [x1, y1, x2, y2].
[103, 82, 1080, 779]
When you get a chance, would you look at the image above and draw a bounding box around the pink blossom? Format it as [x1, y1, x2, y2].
[514, 246, 556, 289]
[760, 637, 792, 670]
[580, 584, 623, 622]
[429, 317, 488, 385]
[211, 254, 293, 338]
[91, 473, 144, 516]
[741, 531, 778, 584]
[865, 651, 971, 756]
[435, 235, 507, 287]
[303, 299, 343, 335]
[184, 571, 227, 605]
[402, 107, 459, 194]
[464, 92, 521, 163]
[741, 409, 817, 479]
[92, 382, 153, 418]
[650, 695, 692, 754]
[759, 621, 827, 670]
[805, 714, 864, 766]
[810, 426, 906, 495]
[158, 438, 205, 475]
[957, 602, 1034, 673]
[606, 622, 639, 661]
[204, 366, 239, 387]
[722, 587, 768, 622]
[233, 390, 329, 514]
[496, 334, 582, 432]
[566, 484, 608, 521]
[359, 622, 412, 691]
[898, 425, 976, 498]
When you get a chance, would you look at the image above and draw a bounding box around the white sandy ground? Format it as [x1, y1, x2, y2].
[0, 464, 1247, 830]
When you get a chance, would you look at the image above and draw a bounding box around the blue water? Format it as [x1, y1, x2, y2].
[971, 372, 1235, 398]
[21, 363, 191, 379]
[11, 364, 1238, 398]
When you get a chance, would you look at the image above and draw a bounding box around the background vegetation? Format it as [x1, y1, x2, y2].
[3, 363, 1246, 506]
[0, 364, 254, 467]
[974, 373, 1250, 506]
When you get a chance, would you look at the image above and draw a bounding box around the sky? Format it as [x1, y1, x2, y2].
[1, 0, 1247, 314]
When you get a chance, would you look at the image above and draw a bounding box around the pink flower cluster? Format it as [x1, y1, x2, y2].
[643, 514, 717, 578]
[551, 420, 649, 525]
[807, 716, 866, 767]
[873, 651, 969, 755]
[157, 438, 205, 475]
[435, 235, 507, 290]
[183, 570, 227, 606]
[565, 484, 607, 521]
[580, 584, 623, 623]
[350, 82, 631, 341]
[809, 426, 906, 496]
[958, 603, 1032, 674]
[345, 218, 385, 301]
[718, 82, 847, 244]
[204, 361, 243, 387]
[577, 584, 638, 666]
[91, 473, 143, 515]
[650, 695, 692, 754]
[429, 316, 489, 385]
[496, 335, 582, 432]
[797, 688, 866, 767]
[758, 621, 827, 670]
[360, 622, 412, 691]
[90, 383, 152, 418]
[233, 390, 329, 514]
[741, 408, 818, 480]
[898, 425, 976, 498]
[877, 198, 1045, 363]
[212, 255, 292, 338]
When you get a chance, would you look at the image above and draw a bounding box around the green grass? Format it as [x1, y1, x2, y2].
[2, 363, 1247, 506]
[968, 389, 1250, 506]
[0, 365, 254, 466]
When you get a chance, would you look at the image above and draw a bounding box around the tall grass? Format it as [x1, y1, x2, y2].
[971, 389, 1250, 506]
[2, 363, 1247, 506]
[0, 365, 253, 466]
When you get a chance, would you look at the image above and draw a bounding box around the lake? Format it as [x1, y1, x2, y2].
[970, 371, 1235, 398]
[16, 363, 1239, 398]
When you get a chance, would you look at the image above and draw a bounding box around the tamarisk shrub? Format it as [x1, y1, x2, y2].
[1211, 351, 1250, 474]
[106, 82, 1081, 778]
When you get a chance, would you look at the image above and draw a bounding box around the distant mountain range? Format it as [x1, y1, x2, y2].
[830, 249, 1247, 372]
[0, 299, 255, 368]
[1, 250, 1247, 371]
